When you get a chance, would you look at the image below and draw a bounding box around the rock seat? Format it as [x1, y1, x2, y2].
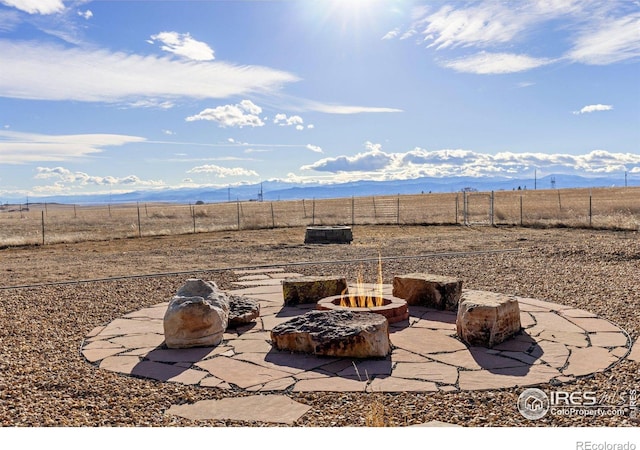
[392, 273, 463, 311]
[281, 275, 348, 305]
[270, 310, 391, 358]
[456, 290, 522, 348]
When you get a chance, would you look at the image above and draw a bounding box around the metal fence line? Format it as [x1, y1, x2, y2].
[1, 187, 638, 246]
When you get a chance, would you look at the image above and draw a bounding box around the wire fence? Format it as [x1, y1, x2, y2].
[1, 187, 638, 246]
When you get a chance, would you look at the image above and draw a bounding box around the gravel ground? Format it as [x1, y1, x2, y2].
[0, 225, 638, 427]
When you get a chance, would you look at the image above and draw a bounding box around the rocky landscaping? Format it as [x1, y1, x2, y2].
[0, 225, 638, 427]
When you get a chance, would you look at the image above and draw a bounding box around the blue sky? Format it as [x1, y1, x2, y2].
[0, 0, 639, 199]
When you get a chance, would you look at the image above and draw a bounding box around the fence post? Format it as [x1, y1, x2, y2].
[396, 195, 400, 225]
[236, 200, 241, 230]
[302, 199, 306, 218]
[490, 191, 495, 226]
[557, 190, 562, 212]
[192, 205, 196, 233]
[372, 196, 377, 220]
[351, 196, 355, 226]
[137, 202, 142, 237]
[455, 194, 459, 224]
[463, 191, 468, 226]
[312, 198, 315, 225]
[271, 202, 275, 228]
[41, 210, 45, 245]
[74, 204, 77, 219]
[589, 191, 592, 227]
[520, 195, 523, 226]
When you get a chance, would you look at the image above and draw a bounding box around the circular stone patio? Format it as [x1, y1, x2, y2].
[81, 268, 632, 393]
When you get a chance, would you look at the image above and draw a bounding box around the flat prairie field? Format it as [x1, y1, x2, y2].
[0, 225, 638, 427]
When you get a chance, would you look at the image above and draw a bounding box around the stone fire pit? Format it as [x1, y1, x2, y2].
[316, 294, 409, 324]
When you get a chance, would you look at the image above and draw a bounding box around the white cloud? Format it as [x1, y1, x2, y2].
[274, 113, 304, 126]
[187, 164, 259, 178]
[441, 52, 553, 74]
[149, 31, 215, 61]
[125, 99, 175, 110]
[0, 130, 146, 164]
[567, 13, 640, 65]
[185, 100, 265, 128]
[300, 144, 640, 180]
[573, 104, 614, 115]
[382, 28, 399, 40]
[397, 2, 639, 73]
[78, 9, 92, 20]
[0, 9, 21, 32]
[0, 40, 299, 103]
[304, 102, 403, 114]
[420, 3, 524, 50]
[1, 0, 64, 15]
[302, 142, 393, 172]
[306, 144, 323, 153]
[34, 166, 164, 187]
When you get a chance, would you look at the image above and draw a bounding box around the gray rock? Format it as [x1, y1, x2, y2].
[228, 295, 260, 327]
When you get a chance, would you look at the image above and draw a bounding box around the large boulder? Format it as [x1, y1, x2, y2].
[163, 279, 230, 349]
[456, 290, 522, 348]
[270, 310, 390, 358]
[393, 273, 463, 311]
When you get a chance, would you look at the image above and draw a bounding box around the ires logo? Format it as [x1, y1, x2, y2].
[518, 388, 550, 420]
[517, 388, 627, 420]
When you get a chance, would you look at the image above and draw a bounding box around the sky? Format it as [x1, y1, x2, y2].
[0, 0, 639, 200]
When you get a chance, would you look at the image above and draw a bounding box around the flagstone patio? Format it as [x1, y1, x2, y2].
[82, 267, 633, 395]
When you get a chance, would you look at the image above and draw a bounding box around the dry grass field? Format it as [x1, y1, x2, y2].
[0, 223, 638, 427]
[1, 186, 638, 247]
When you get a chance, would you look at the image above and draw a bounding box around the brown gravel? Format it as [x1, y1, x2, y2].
[0, 225, 638, 427]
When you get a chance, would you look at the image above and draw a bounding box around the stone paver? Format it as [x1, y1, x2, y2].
[627, 340, 640, 363]
[196, 356, 292, 389]
[165, 395, 311, 424]
[562, 346, 619, 377]
[589, 332, 629, 348]
[392, 361, 458, 384]
[368, 376, 438, 393]
[81, 268, 631, 423]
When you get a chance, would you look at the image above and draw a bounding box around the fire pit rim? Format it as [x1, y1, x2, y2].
[316, 294, 409, 323]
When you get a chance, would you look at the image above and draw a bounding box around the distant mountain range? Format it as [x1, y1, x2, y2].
[6, 174, 637, 205]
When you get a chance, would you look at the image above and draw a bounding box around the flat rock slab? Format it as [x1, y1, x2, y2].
[165, 395, 311, 424]
[393, 273, 462, 311]
[270, 310, 391, 358]
[282, 275, 348, 305]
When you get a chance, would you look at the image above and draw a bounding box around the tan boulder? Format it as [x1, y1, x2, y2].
[456, 290, 522, 348]
[393, 273, 463, 311]
[163, 279, 230, 349]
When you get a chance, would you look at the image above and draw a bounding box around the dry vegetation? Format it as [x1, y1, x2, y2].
[1, 186, 638, 247]
[0, 223, 638, 427]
